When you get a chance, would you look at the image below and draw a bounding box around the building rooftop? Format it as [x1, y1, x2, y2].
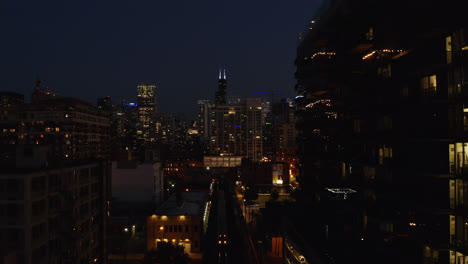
[155, 191, 208, 216]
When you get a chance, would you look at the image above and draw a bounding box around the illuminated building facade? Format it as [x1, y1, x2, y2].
[0, 95, 110, 164]
[137, 84, 157, 145]
[293, 0, 468, 263]
[210, 98, 263, 162]
[146, 192, 209, 254]
[155, 112, 175, 145]
[203, 156, 243, 168]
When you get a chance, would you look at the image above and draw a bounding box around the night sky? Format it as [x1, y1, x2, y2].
[1, 0, 320, 119]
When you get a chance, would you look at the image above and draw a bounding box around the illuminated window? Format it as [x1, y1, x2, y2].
[446, 35, 452, 64]
[421, 74, 437, 96]
[450, 180, 455, 209]
[378, 147, 392, 164]
[450, 250, 455, 264]
[365, 27, 374, 41]
[450, 143, 468, 174]
[450, 215, 455, 246]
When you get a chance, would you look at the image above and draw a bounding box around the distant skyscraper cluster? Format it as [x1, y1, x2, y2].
[194, 69, 297, 164]
[0, 59, 299, 264]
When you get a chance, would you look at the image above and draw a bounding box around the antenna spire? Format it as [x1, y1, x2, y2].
[219, 68, 221, 79]
[223, 69, 226, 80]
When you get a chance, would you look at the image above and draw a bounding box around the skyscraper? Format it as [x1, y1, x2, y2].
[210, 98, 263, 162]
[215, 69, 227, 106]
[197, 100, 211, 138]
[137, 84, 157, 146]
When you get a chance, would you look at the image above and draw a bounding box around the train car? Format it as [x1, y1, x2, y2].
[217, 189, 229, 263]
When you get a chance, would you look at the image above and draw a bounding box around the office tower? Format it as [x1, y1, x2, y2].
[271, 99, 296, 157]
[197, 100, 211, 138]
[292, 0, 468, 263]
[0, 90, 111, 264]
[272, 98, 295, 125]
[137, 84, 157, 146]
[210, 98, 263, 162]
[215, 69, 227, 105]
[155, 112, 175, 146]
[119, 102, 139, 153]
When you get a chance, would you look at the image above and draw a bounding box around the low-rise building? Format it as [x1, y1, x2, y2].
[146, 191, 209, 254]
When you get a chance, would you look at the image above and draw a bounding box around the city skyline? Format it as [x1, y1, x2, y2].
[2, 0, 468, 264]
[0, 0, 320, 119]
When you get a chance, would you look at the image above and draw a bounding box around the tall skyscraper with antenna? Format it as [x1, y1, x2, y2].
[215, 68, 227, 105]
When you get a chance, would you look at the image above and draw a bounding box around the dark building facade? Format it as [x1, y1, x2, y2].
[0, 90, 111, 264]
[293, 0, 468, 263]
[215, 69, 227, 106]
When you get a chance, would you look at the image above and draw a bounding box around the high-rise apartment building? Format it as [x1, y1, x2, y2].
[137, 84, 157, 146]
[291, 0, 468, 263]
[197, 100, 211, 138]
[0, 95, 110, 164]
[0, 88, 111, 264]
[210, 98, 263, 162]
